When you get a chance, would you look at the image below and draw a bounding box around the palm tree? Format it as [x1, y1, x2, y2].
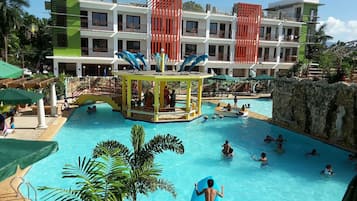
[93, 124, 185, 201]
[0, 0, 29, 62]
[39, 155, 129, 201]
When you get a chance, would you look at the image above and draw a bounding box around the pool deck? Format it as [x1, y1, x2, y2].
[0, 95, 270, 199]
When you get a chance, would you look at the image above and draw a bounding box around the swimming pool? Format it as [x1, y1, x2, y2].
[23, 103, 354, 201]
[223, 98, 272, 118]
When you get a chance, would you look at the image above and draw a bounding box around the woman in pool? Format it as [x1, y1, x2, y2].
[264, 135, 274, 143]
[321, 164, 334, 176]
[252, 152, 268, 167]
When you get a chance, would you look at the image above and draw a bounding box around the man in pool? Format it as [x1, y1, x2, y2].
[222, 140, 232, 156]
[195, 179, 224, 201]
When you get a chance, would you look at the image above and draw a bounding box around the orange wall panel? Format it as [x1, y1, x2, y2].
[235, 3, 262, 63]
[151, 0, 182, 61]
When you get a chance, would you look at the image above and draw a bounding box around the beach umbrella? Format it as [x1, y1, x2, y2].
[342, 175, 357, 201]
[0, 88, 44, 105]
[0, 61, 23, 79]
[0, 139, 58, 182]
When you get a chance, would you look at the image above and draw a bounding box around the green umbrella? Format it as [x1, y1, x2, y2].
[0, 88, 44, 105]
[342, 175, 357, 201]
[0, 139, 58, 182]
[248, 74, 275, 81]
[0, 61, 23, 79]
[208, 74, 239, 82]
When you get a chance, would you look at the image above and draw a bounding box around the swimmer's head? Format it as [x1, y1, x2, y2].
[207, 179, 214, 187]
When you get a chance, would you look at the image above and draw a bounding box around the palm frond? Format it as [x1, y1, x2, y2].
[131, 125, 146, 153]
[38, 187, 84, 201]
[93, 140, 131, 164]
[144, 134, 184, 154]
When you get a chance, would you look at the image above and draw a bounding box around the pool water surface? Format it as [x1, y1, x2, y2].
[23, 103, 355, 201]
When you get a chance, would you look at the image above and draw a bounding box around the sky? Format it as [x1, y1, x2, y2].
[25, 0, 357, 42]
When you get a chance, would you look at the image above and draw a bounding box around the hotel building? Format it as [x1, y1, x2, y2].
[45, 0, 320, 78]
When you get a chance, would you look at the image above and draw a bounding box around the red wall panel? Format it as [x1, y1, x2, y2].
[235, 3, 262, 63]
[151, 0, 182, 61]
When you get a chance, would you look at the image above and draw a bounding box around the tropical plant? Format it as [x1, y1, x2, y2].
[183, 1, 204, 12]
[0, 0, 29, 62]
[39, 155, 129, 201]
[93, 125, 185, 201]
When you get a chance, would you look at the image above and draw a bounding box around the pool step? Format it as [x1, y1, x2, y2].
[0, 192, 30, 201]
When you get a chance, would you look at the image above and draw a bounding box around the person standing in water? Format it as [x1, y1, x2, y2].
[195, 179, 224, 201]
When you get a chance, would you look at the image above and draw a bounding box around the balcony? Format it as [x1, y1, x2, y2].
[210, 30, 232, 39]
[81, 18, 114, 31]
[182, 28, 206, 38]
[119, 23, 147, 33]
[81, 47, 114, 58]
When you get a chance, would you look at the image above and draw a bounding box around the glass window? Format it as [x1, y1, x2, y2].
[118, 15, 123, 31]
[56, 33, 67, 47]
[118, 40, 123, 52]
[186, 21, 198, 33]
[209, 45, 216, 56]
[127, 41, 140, 53]
[93, 39, 108, 52]
[259, 27, 264, 38]
[127, 15, 140, 29]
[92, 12, 107, 26]
[185, 44, 197, 55]
[56, 14, 67, 27]
[80, 11, 88, 28]
[210, 23, 217, 34]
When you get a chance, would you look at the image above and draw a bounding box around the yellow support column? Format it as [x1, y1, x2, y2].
[126, 79, 132, 117]
[138, 80, 142, 105]
[185, 81, 192, 120]
[121, 76, 127, 113]
[154, 80, 160, 121]
[197, 79, 203, 115]
[160, 81, 166, 107]
[160, 48, 165, 73]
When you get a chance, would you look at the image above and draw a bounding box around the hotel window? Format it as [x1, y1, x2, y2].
[56, 33, 67, 47]
[258, 48, 262, 58]
[209, 45, 216, 56]
[80, 11, 88, 28]
[127, 15, 140, 29]
[81, 38, 88, 55]
[118, 40, 123, 52]
[210, 23, 217, 34]
[186, 21, 198, 33]
[259, 27, 264, 38]
[56, 14, 67, 27]
[92, 12, 107, 26]
[127, 41, 140, 53]
[118, 15, 123, 31]
[185, 44, 197, 55]
[93, 39, 108, 52]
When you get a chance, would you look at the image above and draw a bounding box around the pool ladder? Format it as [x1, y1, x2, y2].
[10, 176, 37, 201]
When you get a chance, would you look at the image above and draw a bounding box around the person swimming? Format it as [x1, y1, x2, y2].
[222, 140, 233, 157]
[321, 164, 334, 176]
[305, 149, 319, 156]
[252, 152, 268, 167]
[264, 135, 274, 143]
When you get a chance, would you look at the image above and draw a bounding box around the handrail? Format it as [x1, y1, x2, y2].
[10, 176, 25, 197]
[26, 182, 38, 201]
[9, 176, 38, 201]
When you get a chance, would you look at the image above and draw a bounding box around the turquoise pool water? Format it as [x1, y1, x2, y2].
[223, 98, 272, 118]
[23, 103, 355, 201]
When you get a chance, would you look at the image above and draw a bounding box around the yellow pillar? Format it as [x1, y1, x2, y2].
[154, 80, 160, 121]
[126, 78, 132, 117]
[185, 81, 192, 119]
[121, 76, 127, 112]
[197, 79, 203, 115]
[160, 81, 166, 107]
[160, 48, 165, 73]
[138, 80, 142, 104]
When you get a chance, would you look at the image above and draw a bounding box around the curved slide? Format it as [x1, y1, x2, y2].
[191, 176, 220, 201]
[75, 94, 120, 111]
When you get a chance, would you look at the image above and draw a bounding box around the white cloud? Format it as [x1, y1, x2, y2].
[319, 17, 357, 42]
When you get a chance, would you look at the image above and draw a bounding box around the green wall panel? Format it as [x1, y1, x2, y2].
[53, 0, 81, 56]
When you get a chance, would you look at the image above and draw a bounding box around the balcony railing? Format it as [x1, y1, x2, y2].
[81, 47, 114, 58]
[81, 19, 114, 31]
[119, 23, 147, 33]
[182, 28, 206, 37]
[210, 30, 232, 39]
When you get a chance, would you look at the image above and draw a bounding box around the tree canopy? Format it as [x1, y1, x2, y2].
[183, 1, 204, 12]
